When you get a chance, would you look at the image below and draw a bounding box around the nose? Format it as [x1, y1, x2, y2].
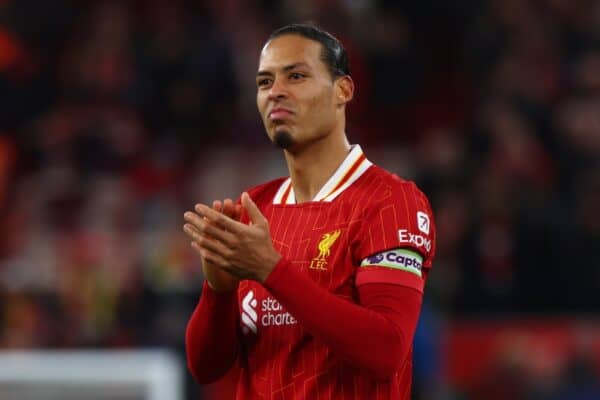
[267, 76, 287, 101]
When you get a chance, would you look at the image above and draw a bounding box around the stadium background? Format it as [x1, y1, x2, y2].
[0, 0, 599, 398]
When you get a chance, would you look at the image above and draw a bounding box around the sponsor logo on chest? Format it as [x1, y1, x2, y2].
[241, 290, 297, 335]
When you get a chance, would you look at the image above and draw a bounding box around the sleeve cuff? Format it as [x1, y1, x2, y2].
[263, 257, 292, 291]
[201, 280, 238, 303]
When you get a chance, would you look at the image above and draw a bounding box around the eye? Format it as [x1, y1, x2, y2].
[257, 78, 272, 87]
[289, 72, 306, 80]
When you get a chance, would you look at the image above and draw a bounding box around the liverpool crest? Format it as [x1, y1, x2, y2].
[309, 229, 342, 270]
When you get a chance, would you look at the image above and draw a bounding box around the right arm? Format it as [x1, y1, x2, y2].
[185, 281, 240, 383]
[184, 199, 242, 383]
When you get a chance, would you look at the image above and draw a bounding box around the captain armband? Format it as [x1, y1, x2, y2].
[360, 248, 423, 278]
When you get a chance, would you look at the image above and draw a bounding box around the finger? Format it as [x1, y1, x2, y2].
[194, 204, 245, 233]
[183, 223, 224, 249]
[220, 265, 245, 279]
[188, 227, 233, 259]
[183, 223, 208, 243]
[190, 239, 210, 260]
[233, 204, 242, 221]
[212, 200, 223, 213]
[223, 198, 236, 219]
[241, 192, 267, 225]
[184, 212, 237, 244]
[225, 199, 243, 221]
[191, 242, 229, 267]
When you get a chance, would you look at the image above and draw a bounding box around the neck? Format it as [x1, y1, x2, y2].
[283, 131, 351, 203]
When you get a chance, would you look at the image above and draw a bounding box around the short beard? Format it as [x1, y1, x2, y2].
[273, 131, 294, 149]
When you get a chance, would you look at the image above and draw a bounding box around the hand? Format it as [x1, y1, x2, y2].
[184, 198, 242, 292]
[185, 192, 281, 283]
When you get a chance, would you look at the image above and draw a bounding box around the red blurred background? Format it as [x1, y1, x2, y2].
[0, 0, 599, 399]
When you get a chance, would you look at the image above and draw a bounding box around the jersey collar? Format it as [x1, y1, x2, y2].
[273, 145, 373, 205]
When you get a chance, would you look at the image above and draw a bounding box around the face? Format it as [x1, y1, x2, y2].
[256, 35, 350, 151]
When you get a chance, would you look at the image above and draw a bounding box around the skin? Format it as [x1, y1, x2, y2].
[183, 34, 355, 289]
[256, 35, 354, 202]
[183, 199, 242, 291]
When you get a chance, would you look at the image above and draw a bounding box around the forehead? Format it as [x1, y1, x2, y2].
[258, 35, 326, 72]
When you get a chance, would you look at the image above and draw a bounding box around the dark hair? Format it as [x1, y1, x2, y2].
[267, 24, 350, 79]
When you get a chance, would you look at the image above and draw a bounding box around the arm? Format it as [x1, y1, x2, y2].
[185, 281, 240, 384]
[183, 199, 243, 383]
[186, 192, 430, 379]
[184, 199, 242, 292]
[264, 258, 422, 379]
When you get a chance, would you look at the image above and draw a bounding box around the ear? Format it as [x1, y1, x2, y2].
[334, 76, 354, 106]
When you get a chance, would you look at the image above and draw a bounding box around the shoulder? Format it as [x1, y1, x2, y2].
[245, 177, 287, 205]
[359, 165, 432, 212]
[353, 165, 436, 264]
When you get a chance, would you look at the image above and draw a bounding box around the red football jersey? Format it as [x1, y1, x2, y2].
[233, 145, 436, 399]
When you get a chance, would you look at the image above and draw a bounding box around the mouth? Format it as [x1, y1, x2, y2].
[268, 107, 294, 120]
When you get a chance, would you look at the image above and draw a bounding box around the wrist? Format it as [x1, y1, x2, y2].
[258, 252, 282, 283]
[262, 257, 292, 290]
[206, 278, 239, 293]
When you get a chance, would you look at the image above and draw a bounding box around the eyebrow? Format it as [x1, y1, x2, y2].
[256, 62, 310, 77]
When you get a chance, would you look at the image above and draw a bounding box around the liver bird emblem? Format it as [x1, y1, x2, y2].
[317, 230, 341, 260]
[310, 229, 342, 270]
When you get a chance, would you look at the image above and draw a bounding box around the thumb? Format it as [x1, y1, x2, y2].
[241, 192, 266, 226]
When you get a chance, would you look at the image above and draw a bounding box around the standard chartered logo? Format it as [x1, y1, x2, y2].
[261, 297, 297, 327]
[241, 290, 297, 335]
[241, 290, 258, 334]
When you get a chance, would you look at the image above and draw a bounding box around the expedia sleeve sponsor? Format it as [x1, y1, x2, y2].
[360, 248, 423, 278]
[351, 183, 436, 274]
[396, 209, 434, 257]
[397, 229, 432, 253]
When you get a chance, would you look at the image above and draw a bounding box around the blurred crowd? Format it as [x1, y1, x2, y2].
[0, 0, 599, 398]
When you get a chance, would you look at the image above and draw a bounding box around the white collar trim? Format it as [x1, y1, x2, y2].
[272, 145, 372, 205]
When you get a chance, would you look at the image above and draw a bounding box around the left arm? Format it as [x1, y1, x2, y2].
[264, 258, 422, 379]
[185, 192, 424, 379]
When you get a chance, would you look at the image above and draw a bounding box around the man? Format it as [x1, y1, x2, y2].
[183, 24, 436, 399]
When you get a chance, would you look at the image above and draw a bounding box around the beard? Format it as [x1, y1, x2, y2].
[273, 130, 294, 149]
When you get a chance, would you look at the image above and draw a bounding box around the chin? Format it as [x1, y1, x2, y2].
[273, 130, 294, 149]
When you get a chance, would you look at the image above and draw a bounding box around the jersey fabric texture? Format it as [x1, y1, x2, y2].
[186, 145, 436, 399]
